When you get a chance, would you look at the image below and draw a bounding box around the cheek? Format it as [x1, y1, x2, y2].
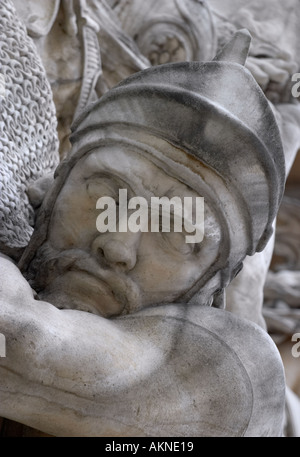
[131, 238, 202, 294]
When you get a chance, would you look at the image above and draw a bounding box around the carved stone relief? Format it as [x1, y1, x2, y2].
[0, 0, 299, 437]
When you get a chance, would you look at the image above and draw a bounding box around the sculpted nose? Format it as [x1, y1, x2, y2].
[92, 237, 139, 272]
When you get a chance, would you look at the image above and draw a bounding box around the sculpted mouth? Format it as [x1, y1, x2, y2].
[68, 269, 127, 317]
[68, 257, 142, 316]
[40, 268, 129, 317]
[34, 248, 142, 317]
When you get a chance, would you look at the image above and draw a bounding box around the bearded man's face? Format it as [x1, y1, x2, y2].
[27, 145, 220, 317]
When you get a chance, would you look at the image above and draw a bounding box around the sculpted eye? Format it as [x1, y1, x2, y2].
[161, 231, 195, 255]
[156, 212, 200, 256]
[86, 179, 118, 201]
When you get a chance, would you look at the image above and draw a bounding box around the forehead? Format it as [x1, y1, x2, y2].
[73, 144, 196, 197]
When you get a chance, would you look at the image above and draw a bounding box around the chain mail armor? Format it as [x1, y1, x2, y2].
[0, 0, 59, 253]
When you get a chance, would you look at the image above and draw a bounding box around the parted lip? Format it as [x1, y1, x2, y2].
[64, 269, 126, 316]
[69, 256, 142, 315]
[35, 247, 142, 316]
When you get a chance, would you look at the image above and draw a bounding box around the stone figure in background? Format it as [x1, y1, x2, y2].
[263, 195, 300, 432]
[12, 0, 150, 158]
[264, 196, 300, 344]
[9, 0, 216, 159]
[107, 0, 217, 65]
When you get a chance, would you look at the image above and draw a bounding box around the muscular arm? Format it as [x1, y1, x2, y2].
[0, 254, 285, 437]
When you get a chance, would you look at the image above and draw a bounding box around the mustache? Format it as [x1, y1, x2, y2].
[28, 245, 142, 315]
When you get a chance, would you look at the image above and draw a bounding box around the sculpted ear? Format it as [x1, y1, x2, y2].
[27, 172, 55, 209]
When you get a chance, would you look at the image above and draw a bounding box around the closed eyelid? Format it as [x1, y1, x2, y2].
[86, 182, 118, 202]
[85, 173, 134, 198]
[159, 230, 196, 256]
